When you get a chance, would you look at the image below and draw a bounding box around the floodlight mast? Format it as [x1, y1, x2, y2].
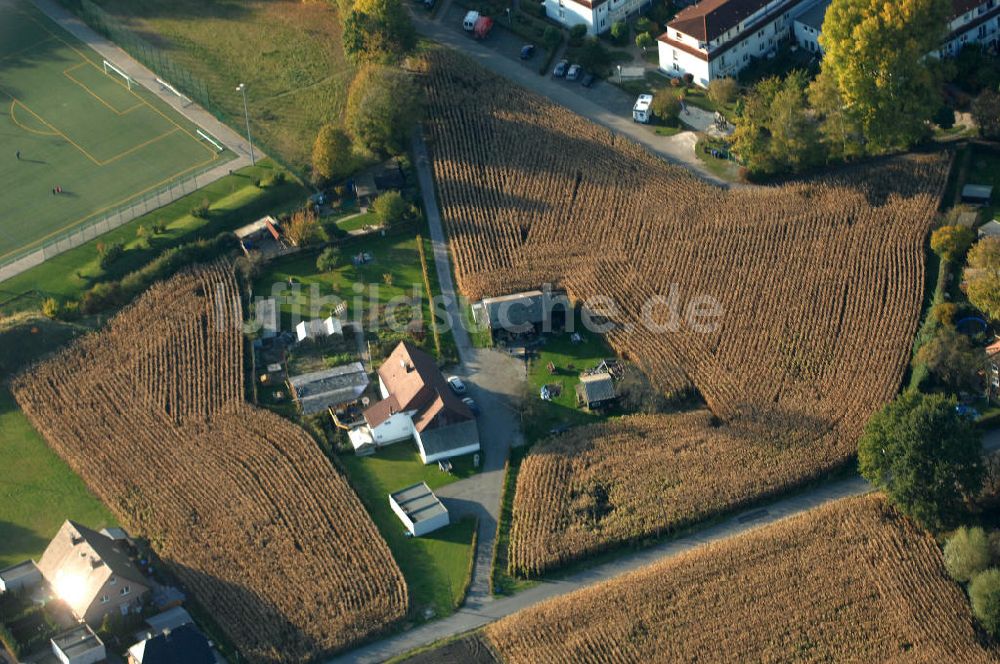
[236, 83, 256, 166]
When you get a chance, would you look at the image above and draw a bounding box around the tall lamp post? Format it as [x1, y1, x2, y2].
[236, 83, 256, 166]
[617, 65, 622, 85]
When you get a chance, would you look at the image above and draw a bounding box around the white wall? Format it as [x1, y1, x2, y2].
[389, 499, 450, 536]
[378, 376, 390, 400]
[657, 40, 710, 86]
[940, 10, 1000, 56]
[415, 436, 481, 464]
[544, 0, 600, 35]
[371, 412, 414, 446]
[794, 20, 823, 54]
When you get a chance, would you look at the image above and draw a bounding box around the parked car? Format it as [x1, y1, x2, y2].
[520, 44, 536, 59]
[566, 64, 581, 81]
[462, 397, 480, 415]
[447, 376, 467, 394]
[552, 59, 569, 77]
[581, 72, 596, 88]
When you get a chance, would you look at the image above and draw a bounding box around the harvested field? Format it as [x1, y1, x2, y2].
[420, 51, 952, 575]
[487, 495, 999, 662]
[399, 634, 499, 664]
[11, 264, 406, 663]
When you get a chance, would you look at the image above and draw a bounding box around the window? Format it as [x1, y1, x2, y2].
[673, 49, 679, 61]
[558, 8, 564, 18]
[109, 577, 116, 585]
[120, 585, 130, 596]
[100, 595, 109, 604]
[743, 52, 749, 62]
[600, 18, 605, 27]
[759, 41, 765, 51]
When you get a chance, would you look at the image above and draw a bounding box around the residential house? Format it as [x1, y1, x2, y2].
[472, 288, 568, 334]
[288, 362, 370, 415]
[389, 482, 450, 537]
[37, 521, 150, 625]
[349, 342, 480, 464]
[543, 0, 652, 36]
[0, 560, 42, 593]
[50, 624, 105, 664]
[127, 624, 215, 664]
[576, 372, 617, 409]
[657, 0, 825, 86]
[792, 0, 830, 53]
[940, 0, 1000, 57]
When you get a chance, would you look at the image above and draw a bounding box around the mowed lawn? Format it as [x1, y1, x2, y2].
[89, 0, 354, 171]
[0, 0, 232, 263]
[339, 444, 478, 619]
[0, 318, 116, 568]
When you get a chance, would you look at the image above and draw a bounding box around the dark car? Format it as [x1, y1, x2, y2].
[552, 59, 569, 77]
[581, 72, 596, 88]
[520, 44, 536, 60]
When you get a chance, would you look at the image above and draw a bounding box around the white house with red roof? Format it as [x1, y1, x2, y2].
[544, 0, 651, 35]
[348, 342, 480, 464]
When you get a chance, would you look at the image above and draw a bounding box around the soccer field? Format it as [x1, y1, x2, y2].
[0, 0, 233, 264]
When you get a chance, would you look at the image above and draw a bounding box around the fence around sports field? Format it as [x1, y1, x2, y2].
[0, 164, 222, 283]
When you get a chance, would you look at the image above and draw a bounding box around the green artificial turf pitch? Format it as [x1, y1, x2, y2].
[0, 0, 233, 264]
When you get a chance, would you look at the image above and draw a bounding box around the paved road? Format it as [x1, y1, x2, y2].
[33, 0, 257, 167]
[412, 10, 734, 188]
[329, 474, 874, 663]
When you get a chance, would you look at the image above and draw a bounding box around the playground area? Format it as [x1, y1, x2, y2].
[0, 0, 233, 267]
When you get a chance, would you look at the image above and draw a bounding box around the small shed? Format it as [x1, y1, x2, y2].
[234, 215, 283, 257]
[354, 172, 378, 208]
[288, 363, 370, 415]
[576, 372, 616, 409]
[0, 560, 42, 593]
[144, 606, 194, 636]
[963, 184, 994, 206]
[51, 624, 105, 664]
[257, 298, 279, 339]
[295, 316, 344, 342]
[472, 289, 568, 333]
[980, 220, 1000, 239]
[389, 482, 449, 537]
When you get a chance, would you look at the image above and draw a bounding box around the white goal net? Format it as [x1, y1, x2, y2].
[102, 59, 133, 90]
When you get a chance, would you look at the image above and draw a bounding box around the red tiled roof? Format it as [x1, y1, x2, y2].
[365, 342, 471, 432]
[952, 0, 986, 19]
[946, 3, 1000, 38]
[668, 0, 771, 42]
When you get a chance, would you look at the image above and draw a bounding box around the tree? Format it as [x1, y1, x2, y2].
[316, 246, 341, 273]
[858, 390, 983, 530]
[814, 0, 950, 152]
[635, 32, 654, 54]
[311, 124, 355, 185]
[964, 238, 1000, 322]
[635, 17, 653, 35]
[284, 209, 325, 247]
[371, 191, 409, 227]
[343, 0, 416, 64]
[345, 64, 424, 155]
[915, 326, 984, 392]
[972, 89, 1000, 140]
[970, 569, 1000, 637]
[651, 93, 681, 125]
[707, 77, 738, 108]
[41, 297, 61, 319]
[944, 527, 993, 582]
[569, 24, 587, 46]
[576, 38, 611, 74]
[931, 225, 976, 263]
[933, 104, 956, 129]
[610, 21, 628, 44]
[808, 69, 864, 161]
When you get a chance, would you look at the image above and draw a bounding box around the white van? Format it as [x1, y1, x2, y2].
[632, 94, 653, 124]
[463, 10, 480, 30]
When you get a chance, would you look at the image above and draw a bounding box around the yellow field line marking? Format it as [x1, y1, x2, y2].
[9, 96, 102, 165]
[9, 100, 59, 136]
[19, 11, 220, 159]
[100, 128, 180, 166]
[63, 66, 132, 116]
[0, 153, 223, 262]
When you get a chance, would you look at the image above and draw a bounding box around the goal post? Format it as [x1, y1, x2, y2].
[102, 59, 133, 91]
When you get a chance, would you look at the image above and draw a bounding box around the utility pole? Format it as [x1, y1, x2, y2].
[236, 83, 256, 166]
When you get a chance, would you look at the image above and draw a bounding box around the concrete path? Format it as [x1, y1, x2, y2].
[32, 0, 257, 166]
[411, 129, 525, 613]
[328, 474, 874, 663]
[412, 10, 734, 188]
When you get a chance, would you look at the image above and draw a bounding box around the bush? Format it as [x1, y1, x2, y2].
[543, 26, 561, 50]
[970, 568, 1000, 636]
[191, 198, 211, 219]
[973, 89, 1000, 140]
[651, 93, 681, 126]
[708, 77, 739, 107]
[933, 105, 956, 129]
[284, 209, 326, 247]
[263, 171, 287, 188]
[316, 246, 341, 272]
[944, 527, 993, 582]
[41, 297, 61, 319]
[569, 24, 587, 47]
[151, 220, 167, 235]
[635, 17, 653, 34]
[97, 241, 124, 270]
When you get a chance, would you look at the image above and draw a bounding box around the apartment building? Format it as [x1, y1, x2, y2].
[543, 0, 652, 35]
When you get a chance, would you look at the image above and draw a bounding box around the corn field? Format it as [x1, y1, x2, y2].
[487, 495, 998, 663]
[421, 52, 951, 575]
[12, 264, 406, 663]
